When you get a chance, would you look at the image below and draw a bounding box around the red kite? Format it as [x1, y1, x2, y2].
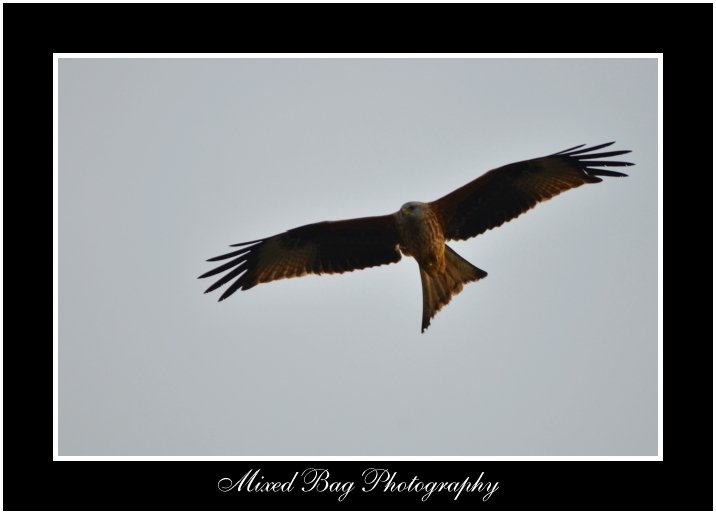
[200, 142, 632, 332]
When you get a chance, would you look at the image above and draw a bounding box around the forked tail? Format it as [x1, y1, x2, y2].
[419, 245, 487, 332]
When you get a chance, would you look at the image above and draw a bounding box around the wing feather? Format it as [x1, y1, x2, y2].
[430, 142, 633, 241]
[199, 214, 402, 300]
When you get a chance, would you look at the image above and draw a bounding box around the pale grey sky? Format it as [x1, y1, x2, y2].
[59, 58, 657, 456]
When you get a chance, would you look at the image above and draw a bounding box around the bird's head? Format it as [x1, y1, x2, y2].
[399, 201, 424, 220]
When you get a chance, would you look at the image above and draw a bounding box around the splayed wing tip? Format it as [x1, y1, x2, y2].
[553, 143, 587, 155]
[566, 141, 616, 155]
[204, 284, 219, 294]
[585, 167, 629, 178]
[230, 239, 263, 247]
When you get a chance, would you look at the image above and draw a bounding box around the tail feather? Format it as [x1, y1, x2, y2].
[420, 245, 487, 332]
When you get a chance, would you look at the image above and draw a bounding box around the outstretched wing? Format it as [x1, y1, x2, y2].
[199, 214, 402, 301]
[430, 142, 633, 241]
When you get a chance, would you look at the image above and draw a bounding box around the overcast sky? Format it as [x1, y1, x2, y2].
[58, 57, 657, 456]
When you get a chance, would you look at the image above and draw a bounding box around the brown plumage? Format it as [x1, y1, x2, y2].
[199, 142, 632, 332]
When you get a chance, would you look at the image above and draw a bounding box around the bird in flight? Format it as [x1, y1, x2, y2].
[199, 142, 632, 332]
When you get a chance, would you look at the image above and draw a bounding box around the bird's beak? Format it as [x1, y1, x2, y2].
[401, 207, 410, 216]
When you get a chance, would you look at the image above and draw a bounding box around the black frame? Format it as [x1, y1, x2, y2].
[3, 3, 708, 510]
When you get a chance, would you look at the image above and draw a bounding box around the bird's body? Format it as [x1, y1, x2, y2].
[396, 202, 445, 274]
[394, 201, 487, 330]
[200, 143, 632, 332]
